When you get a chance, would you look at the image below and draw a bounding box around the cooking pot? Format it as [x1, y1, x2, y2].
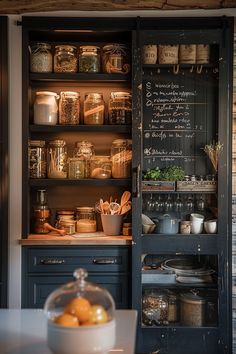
[153, 214, 180, 234]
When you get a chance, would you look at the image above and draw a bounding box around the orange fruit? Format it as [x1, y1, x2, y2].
[65, 297, 92, 323]
[54, 313, 79, 327]
[88, 305, 108, 324]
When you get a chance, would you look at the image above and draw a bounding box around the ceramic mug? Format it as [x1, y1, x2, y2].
[191, 220, 203, 234]
[190, 213, 204, 222]
[204, 219, 217, 234]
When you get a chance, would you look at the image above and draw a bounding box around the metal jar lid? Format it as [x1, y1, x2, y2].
[180, 291, 206, 305]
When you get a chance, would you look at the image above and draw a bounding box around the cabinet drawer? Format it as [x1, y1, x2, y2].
[25, 246, 130, 273]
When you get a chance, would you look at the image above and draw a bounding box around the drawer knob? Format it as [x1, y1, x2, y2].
[93, 259, 116, 265]
[40, 258, 65, 265]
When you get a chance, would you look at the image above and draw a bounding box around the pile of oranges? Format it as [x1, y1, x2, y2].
[54, 296, 109, 327]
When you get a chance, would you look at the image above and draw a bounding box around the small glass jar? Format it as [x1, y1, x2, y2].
[33, 190, 50, 234]
[30, 42, 52, 73]
[47, 140, 67, 179]
[54, 45, 78, 73]
[73, 141, 95, 178]
[167, 293, 179, 323]
[68, 157, 85, 179]
[84, 93, 105, 125]
[34, 91, 58, 125]
[28, 140, 47, 178]
[76, 207, 97, 233]
[59, 91, 80, 125]
[90, 156, 112, 179]
[79, 46, 100, 73]
[102, 44, 130, 74]
[108, 92, 132, 125]
[59, 220, 76, 235]
[55, 210, 75, 229]
[110, 139, 132, 178]
[142, 289, 169, 326]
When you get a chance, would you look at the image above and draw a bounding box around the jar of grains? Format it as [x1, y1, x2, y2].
[34, 91, 58, 125]
[47, 140, 67, 179]
[108, 91, 132, 124]
[110, 139, 132, 178]
[180, 291, 206, 327]
[79, 46, 100, 73]
[30, 42, 52, 73]
[90, 156, 112, 179]
[84, 92, 105, 125]
[54, 45, 78, 73]
[73, 141, 95, 178]
[59, 91, 80, 125]
[68, 157, 85, 179]
[28, 140, 47, 178]
[102, 44, 130, 74]
[142, 289, 169, 326]
[76, 207, 97, 233]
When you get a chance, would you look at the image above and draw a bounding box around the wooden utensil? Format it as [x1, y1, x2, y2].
[120, 201, 132, 215]
[43, 223, 66, 236]
[118, 191, 131, 214]
[102, 201, 110, 214]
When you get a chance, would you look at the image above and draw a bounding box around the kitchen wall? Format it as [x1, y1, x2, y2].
[7, 9, 236, 308]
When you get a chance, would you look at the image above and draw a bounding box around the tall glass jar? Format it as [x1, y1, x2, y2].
[142, 289, 169, 326]
[28, 140, 47, 178]
[47, 140, 67, 179]
[68, 157, 85, 179]
[33, 189, 50, 234]
[73, 141, 95, 178]
[30, 42, 52, 73]
[34, 91, 58, 125]
[59, 91, 80, 125]
[54, 45, 78, 73]
[110, 139, 132, 178]
[76, 207, 97, 233]
[102, 44, 130, 74]
[79, 46, 100, 73]
[84, 92, 105, 125]
[108, 91, 132, 124]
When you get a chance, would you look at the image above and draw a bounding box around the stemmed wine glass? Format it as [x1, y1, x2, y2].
[164, 194, 173, 212]
[174, 194, 184, 213]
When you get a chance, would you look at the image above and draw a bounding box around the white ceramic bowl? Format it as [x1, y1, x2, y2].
[47, 319, 116, 354]
[190, 213, 204, 222]
[142, 223, 156, 234]
[204, 219, 217, 234]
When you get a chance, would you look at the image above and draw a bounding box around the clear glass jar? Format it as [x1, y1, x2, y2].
[142, 289, 169, 326]
[102, 44, 130, 74]
[59, 220, 76, 235]
[28, 140, 47, 178]
[54, 45, 78, 73]
[90, 156, 112, 179]
[55, 210, 75, 228]
[30, 42, 52, 73]
[108, 92, 132, 125]
[73, 141, 95, 178]
[79, 46, 100, 73]
[59, 91, 80, 125]
[33, 190, 50, 234]
[76, 207, 97, 233]
[34, 91, 58, 125]
[47, 140, 67, 179]
[167, 293, 179, 323]
[68, 157, 85, 179]
[110, 139, 132, 178]
[84, 93, 105, 125]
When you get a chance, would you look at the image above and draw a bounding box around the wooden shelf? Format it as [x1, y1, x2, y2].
[30, 72, 131, 82]
[30, 124, 131, 133]
[29, 178, 132, 187]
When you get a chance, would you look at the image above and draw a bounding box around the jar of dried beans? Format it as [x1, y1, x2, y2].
[30, 42, 52, 73]
[110, 139, 132, 178]
[54, 45, 78, 73]
[59, 91, 80, 125]
[102, 44, 130, 74]
[28, 140, 47, 178]
[79, 46, 100, 73]
[47, 140, 67, 179]
[108, 91, 132, 125]
[84, 92, 105, 125]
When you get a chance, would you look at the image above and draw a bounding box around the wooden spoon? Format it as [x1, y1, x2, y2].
[102, 201, 110, 214]
[43, 223, 66, 236]
[120, 201, 132, 215]
[118, 191, 131, 214]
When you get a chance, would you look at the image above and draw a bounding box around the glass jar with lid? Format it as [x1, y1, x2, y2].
[55, 210, 75, 229]
[28, 140, 47, 178]
[76, 207, 97, 233]
[110, 139, 132, 178]
[30, 42, 52, 73]
[54, 45, 78, 73]
[33, 189, 50, 234]
[102, 44, 130, 74]
[84, 92, 105, 125]
[73, 141, 95, 178]
[108, 92, 132, 125]
[68, 157, 85, 179]
[59, 91, 80, 125]
[34, 91, 59, 125]
[47, 139, 67, 179]
[90, 156, 112, 179]
[79, 46, 100, 73]
[180, 291, 206, 327]
[142, 289, 169, 326]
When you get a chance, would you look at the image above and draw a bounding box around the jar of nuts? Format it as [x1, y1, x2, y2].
[142, 289, 169, 326]
[54, 45, 78, 73]
[59, 91, 80, 125]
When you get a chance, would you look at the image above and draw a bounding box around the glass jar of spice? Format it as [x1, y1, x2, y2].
[79, 46, 100, 73]
[28, 140, 47, 178]
[110, 139, 132, 178]
[84, 92, 105, 125]
[47, 139, 67, 179]
[73, 141, 95, 178]
[108, 92, 132, 125]
[54, 45, 78, 73]
[59, 91, 80, 125]
[30, 42, 52, 73]
[90, 156, 112, 179]
[102, 44, 130, 74]
[76, 207, 97, 233]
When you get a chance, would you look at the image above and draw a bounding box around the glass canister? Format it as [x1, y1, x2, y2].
[167, 293, 179, 323]
[59, 91, 80, 125]
[142, 289, 169, 326]
[76, 207, 97, 233]
[73, 141, 95, 178]
[28, 140, 47, 178]
[110, 139, 132, 178]
[55, 210, 75, 228]
[83, 92, 105, 125]
[108, 92, 132, 125]
[54, 45, 78, 73]
[180, 291, 206, 327]
[68, 157, 85, 179]
[102, 44, 130, 74]
[47, 139, 67, 179]
[90, 156, 112, 179]
[30, 42, 53, 73]
[33, 189, 50, 234]
[34, 91, 58, 125]
[79, 46, 100, 73]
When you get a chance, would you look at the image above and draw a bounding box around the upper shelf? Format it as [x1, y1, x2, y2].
[29, 178, 132, 187]
[30, 124, 132, 133]
[30, 73, 131, 82]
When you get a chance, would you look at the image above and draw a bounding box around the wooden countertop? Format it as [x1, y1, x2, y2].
[19, 232, 132, 246]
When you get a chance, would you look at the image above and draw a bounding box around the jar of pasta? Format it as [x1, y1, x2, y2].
[108, 92, 132, 124]
[79, 46, 100, 73]
[30, 42, 52, 73]
[84, 92, 105, 125]
[110, 139, 132, 178]
[54, 45, 78, 73]
[73, 141, 95, 178]
[76, 207, 97, 233]
[47, 140, 67, 179]
[59, 91, 80, 125]
[102, 44, 130, 74]
[28, 140, 47, 178]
